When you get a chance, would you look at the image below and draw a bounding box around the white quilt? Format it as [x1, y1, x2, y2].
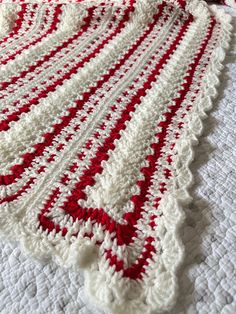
[0, 5, 235, 314]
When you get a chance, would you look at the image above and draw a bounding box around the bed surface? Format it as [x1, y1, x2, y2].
[0, 5, 235, 314]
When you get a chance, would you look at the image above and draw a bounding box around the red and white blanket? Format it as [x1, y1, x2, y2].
[0, 1, 232, 313]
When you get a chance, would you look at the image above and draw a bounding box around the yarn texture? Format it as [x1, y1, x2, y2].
[220, 0, 236, 8]
[0, 1, 232, 313]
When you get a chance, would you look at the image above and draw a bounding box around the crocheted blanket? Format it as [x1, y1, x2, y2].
[0, 1, 232, 313]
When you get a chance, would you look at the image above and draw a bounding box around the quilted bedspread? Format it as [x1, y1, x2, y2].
[0, 3, 235, 314]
